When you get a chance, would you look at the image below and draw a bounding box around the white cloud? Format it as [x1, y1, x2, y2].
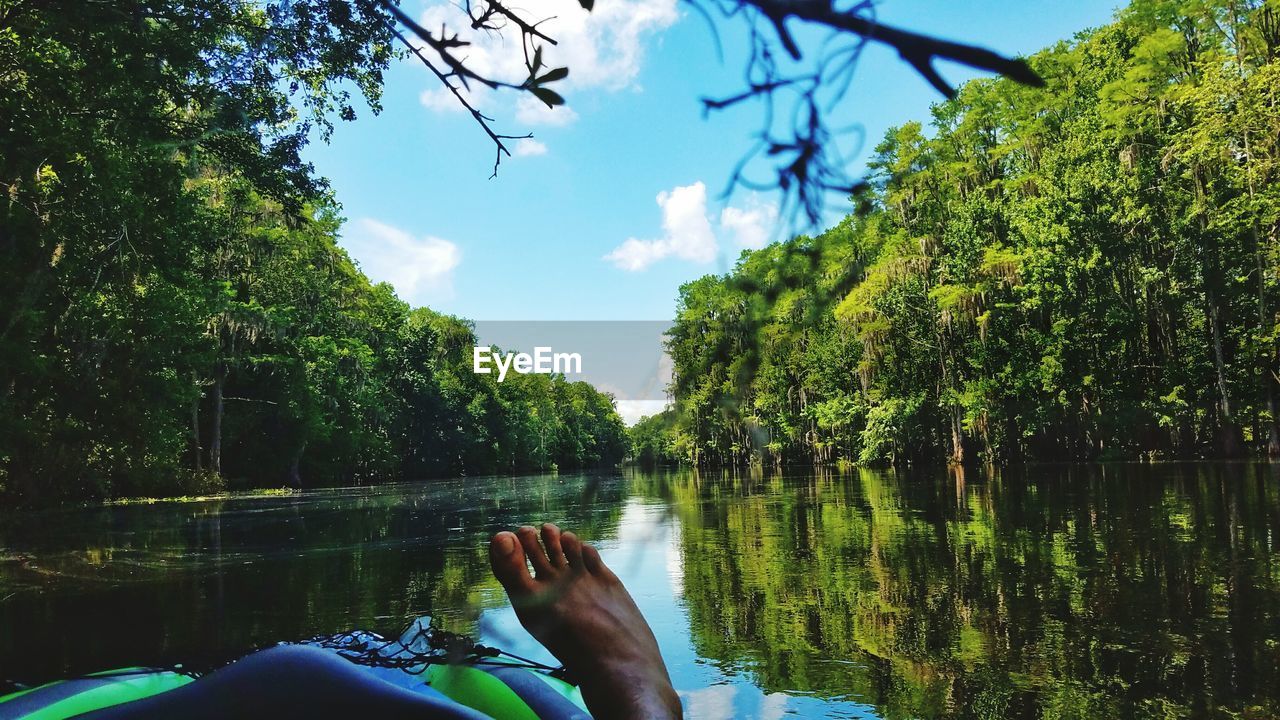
[614, 400, 670, 426]
[418, 87, 469, 113]
[720, 194, 779, 250]
[604, 182, 717, 271]
[514, 138, 549, 157]
[514, 95, 580, 127]
[758, 693, 790, 720]
[604, 183, 781, 271]
[415, 0, 678, 125]
[682, 686, 737, 720]
[341, 218, 461, 305]
[604, 237, 669, 272]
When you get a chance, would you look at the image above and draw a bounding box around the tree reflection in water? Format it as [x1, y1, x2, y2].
[3, 465, 1278, 719]
[640, 463, 1280, 719]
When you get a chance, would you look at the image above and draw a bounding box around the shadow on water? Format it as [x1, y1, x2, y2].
[0, 474, 630, 680]
[3, 463, 1280, 719]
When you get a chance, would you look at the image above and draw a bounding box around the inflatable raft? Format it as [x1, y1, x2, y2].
[0, 618, 590, 719]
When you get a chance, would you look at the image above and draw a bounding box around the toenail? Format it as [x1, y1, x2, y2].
[493, 532, 517, 555]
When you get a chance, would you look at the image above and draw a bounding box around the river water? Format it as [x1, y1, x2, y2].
[2, 464, 1278, 718]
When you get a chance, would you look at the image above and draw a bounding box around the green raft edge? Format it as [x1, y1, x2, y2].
[1, 660, 588, 720]
[0, 668, 194, 720]
[423, 661, 589, 719]
[427, 664, 543, 720]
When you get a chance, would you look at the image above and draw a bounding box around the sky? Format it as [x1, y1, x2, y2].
[303, 0, 1122, 322]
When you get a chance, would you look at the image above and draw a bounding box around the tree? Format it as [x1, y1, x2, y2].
[0, 1, 633, 501]
[659, 0, 1280, 466]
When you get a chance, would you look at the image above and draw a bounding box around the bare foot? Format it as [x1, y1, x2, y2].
[488, 524, 681, 720]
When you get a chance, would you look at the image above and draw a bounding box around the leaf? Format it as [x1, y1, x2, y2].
[531, 46, 543, 73]
[578, 0, 594, 10]
[536, 67, 569, 85]
[531, 87, 565, 108]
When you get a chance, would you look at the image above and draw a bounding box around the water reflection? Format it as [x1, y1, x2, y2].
[0, 476, 629, 679]
[2, 464, 1278, 719]
[648, 464, 1280, 719]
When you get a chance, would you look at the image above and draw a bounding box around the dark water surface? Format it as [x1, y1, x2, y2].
[3, 464, 1280, 718]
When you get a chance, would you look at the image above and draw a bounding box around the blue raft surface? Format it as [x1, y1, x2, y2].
[0, 617, 592, 720]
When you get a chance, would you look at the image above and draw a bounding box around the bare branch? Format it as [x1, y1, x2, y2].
[463, 0, 559, 46]
[373, 0, 571, 177]
[696, 0, 1043, 228]
[746, 0, 1043, 97]
[371, 0, 1042, 208]
[383, 19, 529, 177]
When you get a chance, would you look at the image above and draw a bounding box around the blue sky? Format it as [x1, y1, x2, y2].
[303, 0, 1120, 322]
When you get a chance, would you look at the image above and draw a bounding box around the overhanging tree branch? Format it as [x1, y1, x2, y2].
[695, 0, 1044, 226]
[370, 0, 1043, 216]
[373, 0, 570, 178]
[382, 19, 530, 177]
[743, 0, 1043, 97]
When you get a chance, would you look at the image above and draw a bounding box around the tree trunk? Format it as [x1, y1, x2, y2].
[936, 323, 966, 465]
[1264, 345, 1274, 456]
[287, 440, 306, 488]
[190, 375, 202, 472]
[1252, 224, 1280, 457]
[1196, 167, 1242, 457]
[1207, 285, 1243, 457]
[1241, 118, 1279, 457]
[949, 406, 966, 465]
[210, 363, 225, 475]
[1208, 305, 1243, 457]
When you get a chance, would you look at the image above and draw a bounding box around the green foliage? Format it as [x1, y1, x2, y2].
[0, 1, 625, 503]
[661, 0, 1280, 466]
[628, 410, 681, 466]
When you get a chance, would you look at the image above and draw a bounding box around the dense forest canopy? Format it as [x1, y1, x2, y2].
[0, 1, 625, 504]
[6, 0, 1280, 500]
[642, 0, 1280, 467]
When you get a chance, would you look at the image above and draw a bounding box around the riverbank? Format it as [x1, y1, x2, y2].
[99, 487, 299, 507]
